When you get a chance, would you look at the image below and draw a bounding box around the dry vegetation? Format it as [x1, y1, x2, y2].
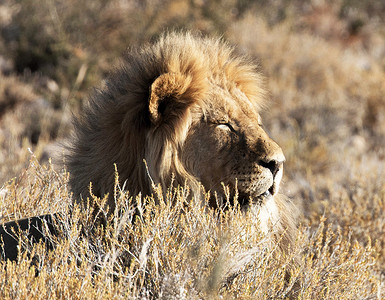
[0, 0, 384, 298]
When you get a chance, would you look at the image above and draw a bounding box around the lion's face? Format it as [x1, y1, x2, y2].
[180, 84, 285, 208]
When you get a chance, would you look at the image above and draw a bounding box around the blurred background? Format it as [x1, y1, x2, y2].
[0, 0, 384, 242]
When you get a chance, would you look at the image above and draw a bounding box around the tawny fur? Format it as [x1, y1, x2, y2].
[67, 31, 296, 253]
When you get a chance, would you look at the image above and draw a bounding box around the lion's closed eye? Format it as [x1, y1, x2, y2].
[217, 123, 236, 133]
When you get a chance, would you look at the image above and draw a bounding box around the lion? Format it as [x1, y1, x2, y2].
[67, 31, 296, 252]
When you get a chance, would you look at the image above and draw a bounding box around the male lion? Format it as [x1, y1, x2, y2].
[67, 32, 296, 251]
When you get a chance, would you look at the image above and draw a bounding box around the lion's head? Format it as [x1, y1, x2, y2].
[68, 32, 292, 238]
[179, 79, 285, 209]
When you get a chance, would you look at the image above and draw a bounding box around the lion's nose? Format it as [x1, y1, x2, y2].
[259, 159, 283, 178]
[253, 133, 285, 178]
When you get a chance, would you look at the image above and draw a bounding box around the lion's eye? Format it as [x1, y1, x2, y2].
[257, 114, 263, 127]
[217, 123, 236, 133]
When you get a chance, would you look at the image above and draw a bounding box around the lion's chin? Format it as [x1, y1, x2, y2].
[238, 191, 270, 208]
[254, 189, 274, 205]
[238, 181, 278, 208]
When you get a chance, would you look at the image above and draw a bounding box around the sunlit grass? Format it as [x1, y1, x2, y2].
[0, 0, 384, 298]
[0, 158, 381, 298]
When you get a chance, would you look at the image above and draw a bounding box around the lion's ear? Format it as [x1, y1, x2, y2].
[148, 73, 193, 124]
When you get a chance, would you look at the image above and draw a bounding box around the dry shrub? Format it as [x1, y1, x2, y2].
[0, 155, 70, 222]
[0, 159, 381, 299]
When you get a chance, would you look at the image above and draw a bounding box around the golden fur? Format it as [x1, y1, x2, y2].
[67, 32, 296, 251]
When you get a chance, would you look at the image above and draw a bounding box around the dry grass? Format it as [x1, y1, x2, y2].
[0, 0, 384, 298]
[0, 161, 379, 298]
